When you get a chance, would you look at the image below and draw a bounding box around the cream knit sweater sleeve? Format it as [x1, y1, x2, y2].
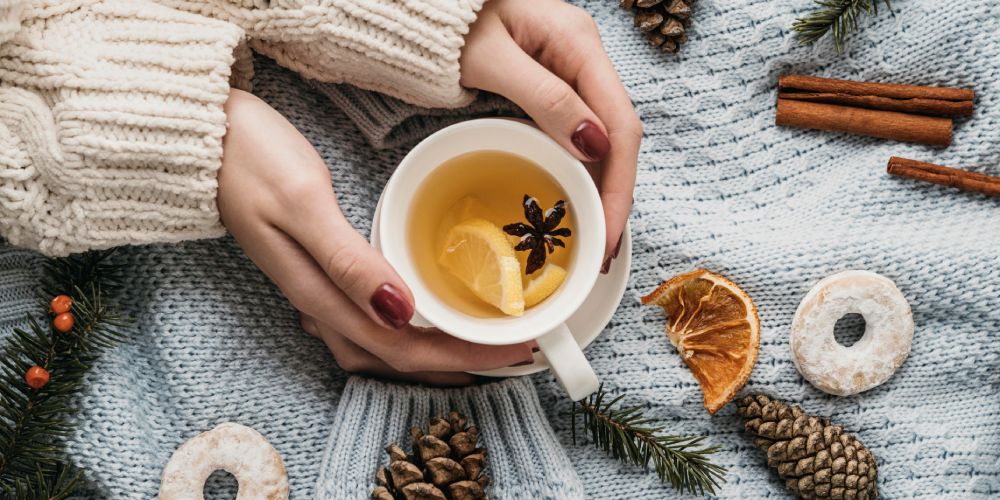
[0, 1, 247, 256]
[1, 0, 485, 256]
[163, 0, 485, 109]
[0, 0, 22, 44]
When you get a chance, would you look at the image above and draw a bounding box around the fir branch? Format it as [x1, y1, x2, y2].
[6, 464, 78, 500]
[573, 384, 726, 496]
[792, 0, 893, 53]
[0, 250, 125, 498]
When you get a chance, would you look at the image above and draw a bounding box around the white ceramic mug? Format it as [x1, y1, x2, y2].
[379, 119, 603, 401]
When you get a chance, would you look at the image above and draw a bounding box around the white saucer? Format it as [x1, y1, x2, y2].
[370, 193, 631, 377]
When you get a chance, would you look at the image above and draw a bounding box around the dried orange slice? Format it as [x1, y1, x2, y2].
[641, 269, 760, 414]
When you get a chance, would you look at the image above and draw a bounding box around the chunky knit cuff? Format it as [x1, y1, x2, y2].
[316, 376, 584, 499]
[163, 0, 485, 109]
[0, 0, 22, 44]
[313, 82, 524, 149]
[0, 1, 245, 256]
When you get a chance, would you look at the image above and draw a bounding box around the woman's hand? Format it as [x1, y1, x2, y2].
[461, 0, 641, 272]
[217, 89, 533, 386]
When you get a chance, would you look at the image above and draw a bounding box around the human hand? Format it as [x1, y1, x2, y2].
[217, 89, 533, 385]
[460, 0, 641, 272]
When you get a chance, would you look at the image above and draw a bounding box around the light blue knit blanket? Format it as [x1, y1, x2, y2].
[1, 1, 999, 498]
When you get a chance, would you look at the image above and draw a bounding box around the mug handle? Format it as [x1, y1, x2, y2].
[536, 323, 599, 401]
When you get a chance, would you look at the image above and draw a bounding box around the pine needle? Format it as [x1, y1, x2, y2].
[0, 250, 125, 498]
[572, 384, 726, 495]
[792, 0, 893, 53]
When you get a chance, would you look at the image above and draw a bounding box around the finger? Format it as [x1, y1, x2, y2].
[570, 40, 641, 268]
[304, 316, 477, 386]
[466, 37, 610, 163]
[338, 320, 532, 374]
[247, 224, 533, 372]
[277, 189, 415, 330]
[291, 261, 533, 373]
[221, 91, 415, 330]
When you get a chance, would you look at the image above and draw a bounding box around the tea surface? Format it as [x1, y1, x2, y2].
[407, 150, 576, 317]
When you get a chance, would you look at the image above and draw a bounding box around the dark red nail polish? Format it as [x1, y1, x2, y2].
[571, 121, 610, 161]
[531, 347, 540, 353]
[601, 256, 612, 274]
[370, 283, 413, 329]
[612, 233, 623, 259]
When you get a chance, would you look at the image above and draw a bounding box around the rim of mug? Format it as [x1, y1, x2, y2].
[379, 119, 605, 345]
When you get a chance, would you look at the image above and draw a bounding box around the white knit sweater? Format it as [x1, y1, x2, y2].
[0, 0, 484, 256]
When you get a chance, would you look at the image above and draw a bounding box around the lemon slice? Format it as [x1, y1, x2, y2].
[523, 264, 567, 308]
[436, 196, 499, 249]
[439, 218, 525, 316]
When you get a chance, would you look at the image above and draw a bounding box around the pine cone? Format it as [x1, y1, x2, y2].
[737, 395, 878, 500]
[372, 411, 490, 500]
[619, 0, 695, 53]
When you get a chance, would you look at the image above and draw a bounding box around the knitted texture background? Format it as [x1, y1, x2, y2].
[0, 0, 998, 499]
[529, 1, 1000, 498]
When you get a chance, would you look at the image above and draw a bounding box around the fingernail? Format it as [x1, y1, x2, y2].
[301, 317, 317, 336]
[370, 283, 413, 329]
[601, 256, 612, 274]
[531, 347, 540, 353]
[571, 121, 610, 161]
[612, 233, 623, 259]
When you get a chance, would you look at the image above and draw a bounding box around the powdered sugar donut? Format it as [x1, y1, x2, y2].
[159, 422, 289, 500]
[790, 270, 914, 396]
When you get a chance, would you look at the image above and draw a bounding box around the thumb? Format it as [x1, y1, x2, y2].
[465, 39, 610, 163]
[280, 195, 415, 329]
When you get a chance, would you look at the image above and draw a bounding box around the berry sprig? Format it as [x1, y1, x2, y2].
[22, 295, 76, 391]
[0, 250, 125, 498]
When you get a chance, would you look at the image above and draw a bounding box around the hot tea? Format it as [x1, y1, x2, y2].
[407, 150, 576, 318]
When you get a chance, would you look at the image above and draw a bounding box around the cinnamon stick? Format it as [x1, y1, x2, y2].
[887, 157, 1000, 197]
[778, 92, 974, 118]
[779, 75, 974, 103]
[776, 99, 953, 147]
[779, 75, 975, 117]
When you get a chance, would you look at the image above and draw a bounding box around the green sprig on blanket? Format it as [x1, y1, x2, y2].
[572, 384, 727, 495]
[793, 0, 893, 52]
[0, 250, 125, 499]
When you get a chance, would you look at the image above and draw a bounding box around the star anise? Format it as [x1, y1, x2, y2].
[503, 195, 572, 275]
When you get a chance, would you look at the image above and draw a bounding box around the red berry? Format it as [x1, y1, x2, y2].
[54, 312, 74, 333]
[25, 366, 49, 389]
[50, 294, 73, 314]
